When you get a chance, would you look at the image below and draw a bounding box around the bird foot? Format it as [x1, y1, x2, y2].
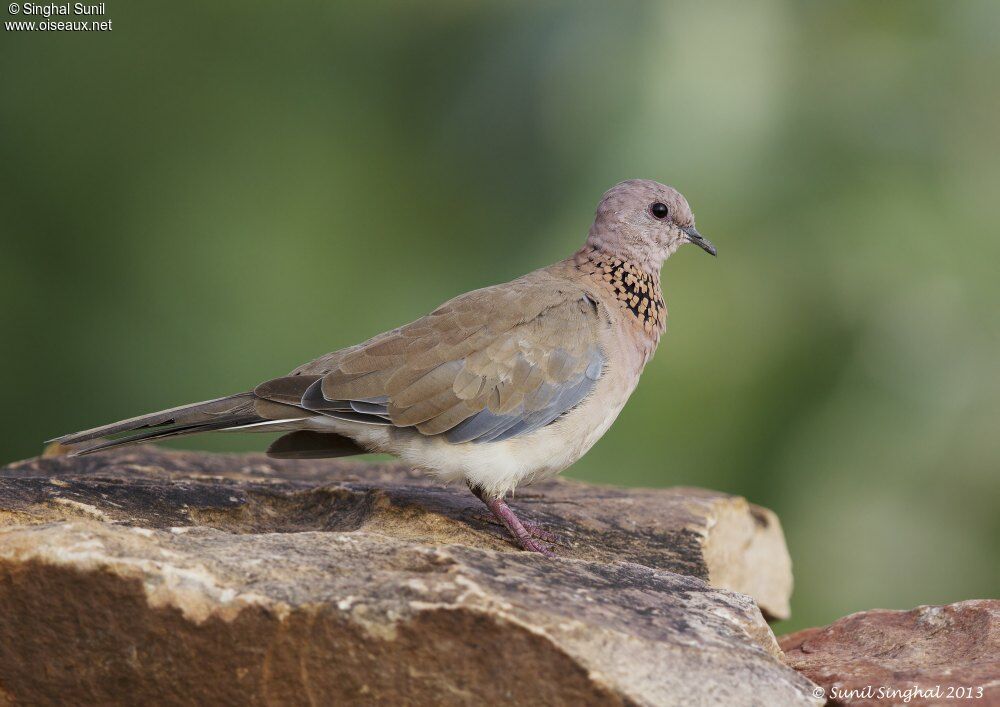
[469, 513, 563, 545]
[468, 486, 562, 556]
[517, 535, 555, 557]
[520, 520, 561, 545]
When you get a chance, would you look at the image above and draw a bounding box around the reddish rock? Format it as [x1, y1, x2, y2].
[780, 600, 999, 706]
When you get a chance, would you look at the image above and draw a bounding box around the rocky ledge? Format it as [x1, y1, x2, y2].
[780, 600, 999, 706]
[0, 447, 818, 706]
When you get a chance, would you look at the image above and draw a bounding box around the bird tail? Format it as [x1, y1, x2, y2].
[50, 393, 270, 456]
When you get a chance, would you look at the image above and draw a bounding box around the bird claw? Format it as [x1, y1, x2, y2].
[520, 520, 563, 545]
[519, 536, 556, 557]
[466, 509, 566, 554]
[466, 484, 570, 556]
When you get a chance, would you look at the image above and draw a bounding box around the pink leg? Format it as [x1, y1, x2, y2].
[518, 520, 561, 544]
[484, 496, 554, 556]
[470, 485, 554, 556]
[468, 512, 561, 544]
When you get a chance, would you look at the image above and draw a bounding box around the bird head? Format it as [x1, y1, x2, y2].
[585, 179, 716, 272]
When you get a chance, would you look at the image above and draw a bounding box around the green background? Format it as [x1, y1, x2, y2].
[2, 1, 997, 633]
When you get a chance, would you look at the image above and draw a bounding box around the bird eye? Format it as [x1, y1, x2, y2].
[650, 202, 669, 219]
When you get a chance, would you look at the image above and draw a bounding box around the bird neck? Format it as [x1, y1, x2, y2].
[573, 246, 666, 337]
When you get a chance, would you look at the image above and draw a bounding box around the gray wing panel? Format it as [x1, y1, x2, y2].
[444, 347, 604, 444]
[301, 346, 605, 442]
[301, 379, 393, 425]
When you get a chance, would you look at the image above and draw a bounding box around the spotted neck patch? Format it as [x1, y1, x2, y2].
[576, 248, 666, 334]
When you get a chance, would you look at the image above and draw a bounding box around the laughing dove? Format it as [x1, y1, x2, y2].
[52, 179, 716, 554]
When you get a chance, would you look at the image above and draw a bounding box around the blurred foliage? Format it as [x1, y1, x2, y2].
[2, 0, 998, 632]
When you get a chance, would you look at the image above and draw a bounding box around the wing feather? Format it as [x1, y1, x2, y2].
[258, 271, 607, 444]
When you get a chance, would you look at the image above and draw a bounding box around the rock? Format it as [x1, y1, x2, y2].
[0, 447, 817, 706]
[0, 446, 794, 618]
[780, 600, 1000, 706]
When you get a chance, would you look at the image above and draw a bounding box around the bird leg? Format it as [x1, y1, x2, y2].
[468, 485, 555, 556]
[469, 512, 562, 544]
[512, 518, 561, 545]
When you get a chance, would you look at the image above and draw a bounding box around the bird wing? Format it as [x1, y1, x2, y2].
[255, 270, 606, 444]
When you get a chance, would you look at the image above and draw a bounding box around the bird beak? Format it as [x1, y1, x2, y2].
[682, 226, 717, 256]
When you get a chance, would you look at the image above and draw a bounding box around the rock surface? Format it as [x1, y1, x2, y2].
[780, 600, 1000, 706]
[2, 446, 795, 618]
[0, 447, 817, 706]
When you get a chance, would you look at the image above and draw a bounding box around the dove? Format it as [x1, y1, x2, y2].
[52, 179, 716, 555]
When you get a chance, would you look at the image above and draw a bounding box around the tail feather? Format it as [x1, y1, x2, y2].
[66, 413, 264, 456]
[52, 393, 266, 456]
[266, 430, 367, 459]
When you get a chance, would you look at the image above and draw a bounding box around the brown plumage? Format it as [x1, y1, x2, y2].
[52, 179, 716, 554]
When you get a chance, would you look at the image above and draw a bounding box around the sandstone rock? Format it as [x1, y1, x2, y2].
[780, 600, 1000, 706]
[0, 447, 817, 706]
[0, 446, 794, 618]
